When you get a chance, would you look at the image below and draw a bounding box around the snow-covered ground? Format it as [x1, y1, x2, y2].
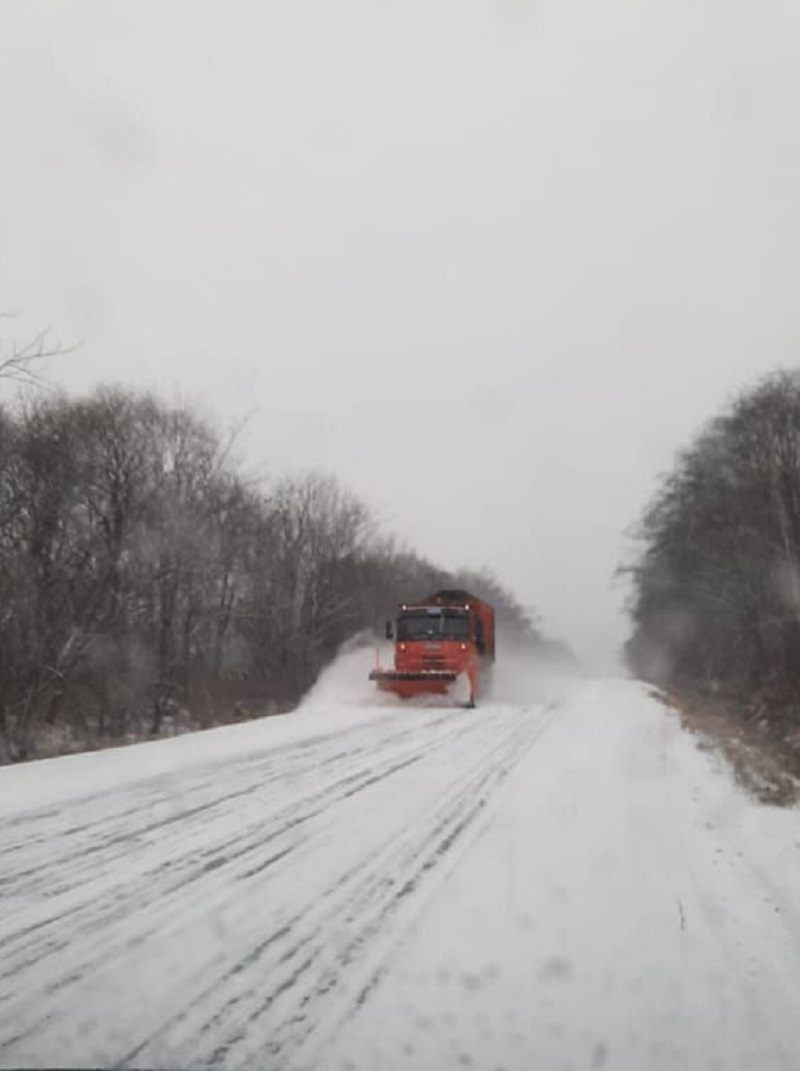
[2, 653, 800, 1070]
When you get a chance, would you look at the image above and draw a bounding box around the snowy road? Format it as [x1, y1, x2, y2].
[2, 674, 800, 1070]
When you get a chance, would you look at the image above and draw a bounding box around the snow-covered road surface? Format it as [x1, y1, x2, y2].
[2, 675, 800, 1070]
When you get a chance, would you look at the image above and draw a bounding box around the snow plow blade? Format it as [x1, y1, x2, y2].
[369, 670, 458, 683]
[369, 669, 457, 700]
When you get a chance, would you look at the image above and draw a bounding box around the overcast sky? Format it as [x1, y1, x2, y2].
[1, 2, 799, 669]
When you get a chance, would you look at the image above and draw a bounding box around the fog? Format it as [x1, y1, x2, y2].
[1, 1, 799, 669]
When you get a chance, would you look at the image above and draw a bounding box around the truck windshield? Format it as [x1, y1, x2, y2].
[397, 610, 470, 641]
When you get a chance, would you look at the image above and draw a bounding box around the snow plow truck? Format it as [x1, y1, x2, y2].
[369, 590, 495, 707]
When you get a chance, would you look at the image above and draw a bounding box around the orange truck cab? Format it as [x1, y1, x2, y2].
[369, 589, 495, 707]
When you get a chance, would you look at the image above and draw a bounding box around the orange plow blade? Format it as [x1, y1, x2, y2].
[368, 669, 457, 700]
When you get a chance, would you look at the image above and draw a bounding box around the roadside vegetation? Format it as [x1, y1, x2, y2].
[0, 380, 552, 763]
[625, 370, 800, 789]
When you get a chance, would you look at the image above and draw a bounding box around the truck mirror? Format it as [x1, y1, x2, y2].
[385, 620, 394, 640]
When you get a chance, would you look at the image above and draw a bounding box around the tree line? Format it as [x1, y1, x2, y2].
[625, 370, 800, 737]
[0, 387, 544, 763]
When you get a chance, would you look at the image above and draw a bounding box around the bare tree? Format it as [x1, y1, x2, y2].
[626, 370, 800, 723]
[0, 386, 554, 763]
[240, 473, 374, 699]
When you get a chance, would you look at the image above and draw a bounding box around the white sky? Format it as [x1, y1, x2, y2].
[1, 1, 799, 669]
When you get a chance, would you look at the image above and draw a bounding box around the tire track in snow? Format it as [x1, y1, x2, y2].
[0, 703, 554, 1068]
[0, 713, 460, 991]
[0, 712, 457, 892]
[122, 704, 556, 1071]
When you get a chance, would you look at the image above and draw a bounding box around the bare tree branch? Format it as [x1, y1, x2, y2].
[0, 316, 78, 387]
